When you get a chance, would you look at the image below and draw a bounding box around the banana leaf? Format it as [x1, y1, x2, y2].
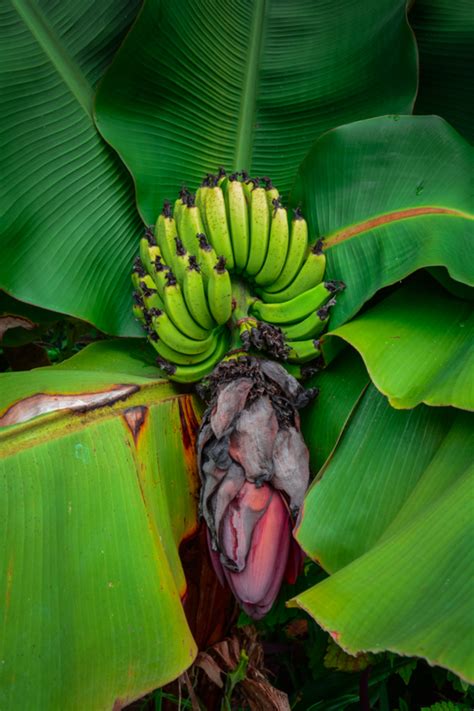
[291, 115, 474, 329]
[410, 0, 474, 143]
[0, 340, 200, 710]
[0, 0, 143, 336]
[95, 0, 417, 223]
[301, 349, 369, 474]
[325, 274, 474, 410]
[294, 383, 474, 683]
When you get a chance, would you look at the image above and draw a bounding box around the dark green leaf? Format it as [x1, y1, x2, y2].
[95, 0, 417, 223]
[326, 275, 474, 410]
[301, 348, 369, 474]
[291, 385, 474, 682]
[1, 0, 143, 335]
[291, 115, 474, 328]
[410, 0, 474, 143]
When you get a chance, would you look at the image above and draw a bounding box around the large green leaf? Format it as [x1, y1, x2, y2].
[410, 0, 474, 143]
[95, 0, 417, 223]
[301, 348, 369, 474]
[291, 385, 474, 682]
[0, 0, 143, 336]
[0, 341, 201, 709]
[326, 276, 474, 410]
[291, 115, 474, 328]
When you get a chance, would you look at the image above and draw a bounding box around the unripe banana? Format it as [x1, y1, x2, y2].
[262, 177, 279, 211]
[279, 300, 334, 340]
[148, 329, 218, 366]
[134, 170, 339, 380]
[196, 233, 218, 285]
[245, 185, 271, 277]
[216, 167, 227, 187]
[201, 186, 234, 269]
[147, 244, 165, 276]
[150, 257, 170, 298]
[259, 240, 326, 303]
[208, 256, 233, 325]
[151, 307, 216, 354]
[254, 200, 289, 286]
[196, 176, 213, 216]
[173, 188, 189, 229]
[139, 275, 165, 312]
[160, 330, 231, 383]
[178, 194, 206, 254]
[241, 176, 257, 204]
[132, 303, 146, 325]
[131, 257, 146, 290]
[182, 256, 216, 330]
[155, 203, 178, 268]
[263, 208, 308, 293]
[250, 281, 343, 325]
[222, 175, 249, 272]
[172, 237, 189, 284]
[286, 338, 321, 364]
[163, 271, 210, 340]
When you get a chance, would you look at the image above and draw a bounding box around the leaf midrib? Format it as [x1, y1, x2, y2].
[324, 206, 473, 249]
[12, 0, 93, 117]
[234, 0, 266, 171]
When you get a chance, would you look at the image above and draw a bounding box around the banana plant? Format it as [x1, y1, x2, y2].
[1, 0, 473, 709]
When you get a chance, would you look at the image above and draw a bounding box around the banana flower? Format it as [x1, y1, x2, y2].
[198, 358, 315, 619]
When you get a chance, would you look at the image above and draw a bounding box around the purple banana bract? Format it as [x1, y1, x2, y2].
[198, 357, 317, 619]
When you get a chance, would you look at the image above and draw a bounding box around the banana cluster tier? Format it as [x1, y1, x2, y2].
[132, 170, 345, 383]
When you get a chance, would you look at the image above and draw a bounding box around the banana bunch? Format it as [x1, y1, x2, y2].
[132, 171, 344, 382]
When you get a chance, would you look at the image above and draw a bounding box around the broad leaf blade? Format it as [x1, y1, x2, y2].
[0, 0, 143, 336]
[410, 0, 474, 143]
[326, 276, 474, 410]
[95, 0, 417, 223]
[301, 348, 369, 473]
[291, 115, 474, 328]
[0, 341, 200, 709]
[292, 385, 474, 682]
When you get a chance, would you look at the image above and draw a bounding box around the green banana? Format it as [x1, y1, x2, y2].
[216, 167, 227, 187]
[148, 330, 218, 366]
[259, 240, 326, 303]
[196, 176, 212, 216]
[149, 257, 170, 298]
[208, 256, 233, 325]
[178, 194, 206, 254]
[132, 301, 146, 325]
[262, 177, 279, 211]
[163, 271, 210, 340]
[133, 170, 341, 380]
[151, 307, 216, 354]
[262, 208, 308, 293]
[279, 300, 334, 340]
[182, 256, 216, 330]
[160, 330, 231, 383]
[172, 237, 189, 284]
[286, 338, 321, 364]
[140, 238, 165, 277]
[155, 203, 178, 267]
[201, 185, 234, 269]
[131, 257, 146, 290]
[241, 176, 257, 204]
[196, 233, 218, 285]
[254, 200, 289, 286]
[245, 185, 271, 277]
[222, 175, 249, 272]
[173, 188, 189, 229]
[250, 281, 343, 325]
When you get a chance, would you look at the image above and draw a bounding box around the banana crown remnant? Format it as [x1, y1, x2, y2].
[132, 170, 345, 383]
